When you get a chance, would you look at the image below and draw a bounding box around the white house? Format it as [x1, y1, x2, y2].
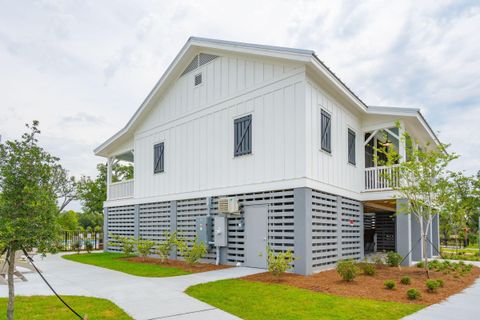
[95, 37, 440, 275]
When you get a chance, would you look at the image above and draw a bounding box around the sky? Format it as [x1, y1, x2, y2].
[0, 0, 479, 210]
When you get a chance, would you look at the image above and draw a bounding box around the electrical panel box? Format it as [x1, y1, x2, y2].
[196, 216, 212, 246]
[214, 216, 228, 247]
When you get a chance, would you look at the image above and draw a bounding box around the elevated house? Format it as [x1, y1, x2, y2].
[95, 37, 440, 275]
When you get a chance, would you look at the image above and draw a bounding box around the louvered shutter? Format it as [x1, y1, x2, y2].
[234, 115, 252, 156]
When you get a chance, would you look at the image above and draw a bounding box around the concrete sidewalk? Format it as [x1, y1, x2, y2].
[0, 253, 263, 320]
[403, 261, 480, 320]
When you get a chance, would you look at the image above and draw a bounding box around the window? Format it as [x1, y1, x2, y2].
[348, 129, 356, 165]
[320, 109, 331, 153]
[234, 114, 252, 156]
[194, 73, 202, 86]
[153, 142, 164, 173]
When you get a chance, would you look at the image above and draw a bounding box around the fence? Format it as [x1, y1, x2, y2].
[62, 231, 104, 251]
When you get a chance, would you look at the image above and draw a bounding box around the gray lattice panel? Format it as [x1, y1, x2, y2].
[139, 201, 171, 242]
[106, 205, 135, 252]
[340, 197, 362, 259]
[311, 189, 339, 269]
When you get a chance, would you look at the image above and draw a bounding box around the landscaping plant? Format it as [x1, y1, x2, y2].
[384, 280, 396, 290]
[176, 236, 207, 266]
[265, 246, 296, 276]
[426, 279, 440, 293]
[386, 252, 402, 267]
[72, 240, 82, 254]
[85, 240, 93, 253]
[361, 263, 376, 276]
[136, 238, 156, 260]
[0, 121, 67, 320]
[156, 232, 177, 262]
[400, 276, 411, 285]
[436, 279, 444, 288]
[336, 259, 358, 282]
[113, 235, 135, 256]
[406, 288, 421, 300]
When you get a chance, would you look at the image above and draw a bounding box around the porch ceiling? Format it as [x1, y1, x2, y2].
[364, 199, 396, 213]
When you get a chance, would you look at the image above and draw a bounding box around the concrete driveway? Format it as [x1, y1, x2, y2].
[0, 253, 263, 320]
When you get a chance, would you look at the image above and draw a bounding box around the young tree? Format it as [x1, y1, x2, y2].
[57, 210, 80, 231]
[377, 127, 457, 277]
[0, 121, 61, 320]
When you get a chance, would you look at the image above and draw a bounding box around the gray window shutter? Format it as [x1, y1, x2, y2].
[234, 115, 252, 156]
[321, 110, 331, 153]
[154, 142, 164, 173]
[348, 129, 356, 165]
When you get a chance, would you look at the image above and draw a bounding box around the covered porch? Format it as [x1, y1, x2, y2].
[107, 150, 134, 200]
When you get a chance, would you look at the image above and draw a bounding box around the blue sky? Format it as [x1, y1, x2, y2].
[0, 0, 479, 210]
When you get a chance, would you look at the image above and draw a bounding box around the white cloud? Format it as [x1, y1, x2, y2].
[0, 0, 478, 201]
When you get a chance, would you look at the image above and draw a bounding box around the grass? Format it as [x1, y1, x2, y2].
[0, 296, 132, 320]
[186, 279, 425, 320]
[63, 252, 191, 277]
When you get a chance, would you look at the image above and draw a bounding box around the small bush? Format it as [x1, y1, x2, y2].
[176, 236, 207, 266]
[416, 261, 424, 268]
[362, 263, 376, 276]
[112, 235, 135, 256]
[336, 259, 359, 282]
[72, 240, 81, 254]
[400, 276, 411, 285]
[386, 252, 402, 267]
[407, 288, 421, 300]
[426, 279, 440, 293]
[266, 247, 296, 276]
[384, 280, 396, 290]
[84, 240, 93, 253]
[156, 232, 177, 262]
[436, 279, 444, 288]
[371, 254, 384, 265]
[136, 238, 156, 259]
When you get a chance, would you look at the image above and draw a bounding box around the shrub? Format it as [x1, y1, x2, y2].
[436, 279, 444, 288]
[266, 247, 296, 276]
[336, 259, 359, 282]
[372, 254, 384, 265]
[384, 280, 396, 290]
[84, 240, 93, 253]
[176, 236, 207, 266]
[386, 252, 402, 267]
[136, 238, 156, 259]
[416, 261, 424, 268]
[426, 279, 440, 293]
[72, 240, 82, 254]
[116, 236, 135, 256]
[400, 276, 411, 285]
[156, 232, 177, 262]
[407, 288, 421, 300]
[362, 263, 376, 276]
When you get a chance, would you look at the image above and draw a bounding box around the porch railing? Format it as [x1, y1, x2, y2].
[364, 165, 400, 191]
[108, 179, 134, 200]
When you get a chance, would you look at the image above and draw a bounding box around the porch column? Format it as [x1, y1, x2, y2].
[396, 199, 412, 266]
[431, 214, 440, 256]
[103, 207, 109, 252]
[106, 157, 114, 200]
[411, 215, 423, 262]
[169, 200, 178, 259]
[294, 187, 313, 275]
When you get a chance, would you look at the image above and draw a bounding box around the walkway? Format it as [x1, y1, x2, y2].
[403, 261, 480, 320]
[0, 253, 263, 320]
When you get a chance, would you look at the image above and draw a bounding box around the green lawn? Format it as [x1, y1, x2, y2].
[186, 279, 425, 320]
[63, 252, 191, 277]
[0, 296, 132, 320]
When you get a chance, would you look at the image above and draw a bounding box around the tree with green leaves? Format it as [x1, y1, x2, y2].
[377, 125, 458, 277]
[57, 210, 80, 231]
[0, 121, 62, 320]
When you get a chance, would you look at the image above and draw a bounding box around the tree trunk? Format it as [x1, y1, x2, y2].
[423, 234, 429, 279]
[7, 249, 15, 320]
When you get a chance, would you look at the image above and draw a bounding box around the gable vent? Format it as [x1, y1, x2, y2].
[180, 53, 219, 77]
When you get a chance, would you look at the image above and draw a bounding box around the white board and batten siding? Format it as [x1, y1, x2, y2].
[304, 77, 364, 198]
[132, 54, 307, 202]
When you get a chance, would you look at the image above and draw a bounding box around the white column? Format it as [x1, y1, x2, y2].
[398, 121, 406, 163]
[106, 157, 114, 200]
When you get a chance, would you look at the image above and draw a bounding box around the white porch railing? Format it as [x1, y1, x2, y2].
[108, 179, 134, 200]
[364, 165, 400, 191]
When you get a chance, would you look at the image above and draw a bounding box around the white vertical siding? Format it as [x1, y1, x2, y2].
[305, 78, 363, 194]
[133, 54, 305, 200]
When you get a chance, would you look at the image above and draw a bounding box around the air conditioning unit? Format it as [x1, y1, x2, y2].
[218, 197, 240, 214]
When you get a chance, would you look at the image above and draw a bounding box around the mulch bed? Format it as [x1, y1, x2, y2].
[243, 264, 480, 305]
[124, 257, 231, 273]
